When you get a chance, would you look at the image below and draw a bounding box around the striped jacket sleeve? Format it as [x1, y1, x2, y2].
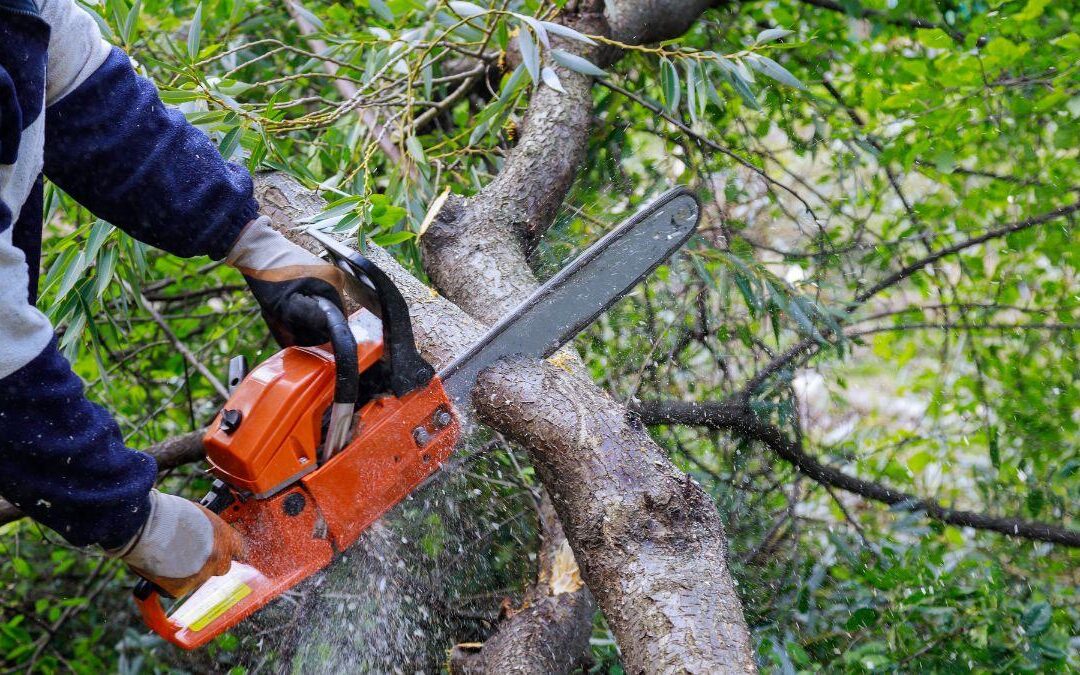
[40, 0, 259, 258]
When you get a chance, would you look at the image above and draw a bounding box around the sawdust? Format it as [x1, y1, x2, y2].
[546, 540, 583, 596]
[545, 350, 576, 373]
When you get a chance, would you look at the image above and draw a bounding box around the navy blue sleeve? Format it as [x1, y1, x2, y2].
[0, 336, 157, 548]
[42, 47, 257, 259]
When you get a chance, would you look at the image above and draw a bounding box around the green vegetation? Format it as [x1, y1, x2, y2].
[2, 0, 1076, 671]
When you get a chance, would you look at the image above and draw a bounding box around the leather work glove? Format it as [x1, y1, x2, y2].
[227, 215, 348, 347]
[109, 491, 246, 598]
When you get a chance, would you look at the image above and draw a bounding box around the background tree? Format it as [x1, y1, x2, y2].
[1, 0, 1077, 672]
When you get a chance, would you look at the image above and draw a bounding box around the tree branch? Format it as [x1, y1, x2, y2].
[634, 399, 1080, 547]
[743, 200, 1080, 398]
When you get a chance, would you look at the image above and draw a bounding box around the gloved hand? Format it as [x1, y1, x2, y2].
[109, 491, 245, 598]
[227, 215, 347, 347]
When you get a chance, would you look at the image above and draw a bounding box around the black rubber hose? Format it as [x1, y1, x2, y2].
[315, 297, 359, 406]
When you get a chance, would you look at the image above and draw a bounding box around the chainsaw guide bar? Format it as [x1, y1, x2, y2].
[133, 187, 700, 649]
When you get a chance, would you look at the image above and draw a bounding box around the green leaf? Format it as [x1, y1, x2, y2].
[368, 0, 393, 22]
[498, 64, 527, 103]
[715, 58, 759, 109]
[513, 13, 549, 49]
[449, 1, 486, 19]
[291, 2, 323, 29]
[187, 3, 202, 61]
[93, 247, 117, 300]
[372, 230, 415, 246]
[540, 20, 596, 45]
[684, 58, 699, 124]
[660, 57, 680, 113]
[550, 49, 607, 77]
[756, 27, 793, 43]
[1021, 602, 1051, 637]
[406, 135, 427, 165]
[217, 126, 242, 161]
[746, 54, 805, 90]
[122, 0, 142, 43]
[56, 251, 87, 301]
[11, 557, 32, 578]
[84, 220, 113, 262]
[518, 28, 540, 83]
[540, 66, 565, 93]
[845, 607, 878, 630]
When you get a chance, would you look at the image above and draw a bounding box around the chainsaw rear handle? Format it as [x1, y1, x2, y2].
[308, 230, 435, 397]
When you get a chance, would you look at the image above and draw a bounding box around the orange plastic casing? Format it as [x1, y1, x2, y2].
[136, 308, 459, 649]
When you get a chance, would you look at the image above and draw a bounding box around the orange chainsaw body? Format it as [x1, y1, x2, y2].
[135, 307, 460, 649]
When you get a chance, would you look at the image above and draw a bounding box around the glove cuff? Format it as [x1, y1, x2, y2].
[226, 216, 341, 286]
[108, 490, 213, 579]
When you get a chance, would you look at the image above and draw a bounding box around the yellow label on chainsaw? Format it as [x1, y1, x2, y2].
[188, 582, 252, 632]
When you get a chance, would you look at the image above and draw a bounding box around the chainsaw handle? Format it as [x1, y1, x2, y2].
[315, 298, 358, 407]
[308, 230, 435, 397]
[133, 582, 183, 646]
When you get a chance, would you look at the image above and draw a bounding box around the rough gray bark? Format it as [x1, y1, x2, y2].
[475, 359, 756, 673]
[605, 0, 720, 44]
[418, 0, 753, 669]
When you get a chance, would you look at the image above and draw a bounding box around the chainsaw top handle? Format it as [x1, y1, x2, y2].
[314, 297, 359, 407]
[308, 230, 435, 398]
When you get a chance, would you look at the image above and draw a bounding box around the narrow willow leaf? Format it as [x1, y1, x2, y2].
[372, 230, 416, 246]
[716, 58, 759, 109]
[541, 66, 566, 93]
[684, 59, 699, 124]
[85, 220, 113, 262]
[514, 13, 549, 48]
[660, 58, 680, 112]
[187, 3, 202, 61]
[518, 28, 540, 83]
[406, 136, 427, 165]
[449, 1, 486, 18]
[540, 21, 596, 45]
[550, 49, 607, 77]
[291, 2, 323, 29]
[755, 27, 793, 43]
[93, 247, 117, 300]
[498, 63, 527, 103]
[746, 54, 806, 90]
[421, 62, 433, 99]
[218, 125, 242, 160]
[57, 251, 87, 301]
[122, 0, 141, 43]
[734, 58, 754, 83]
[468, 119, 491, 145]
[369, 0, 394, 22]
[419, 187, 451, 236]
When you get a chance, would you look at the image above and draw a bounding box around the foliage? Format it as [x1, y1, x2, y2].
[2, 0, 1077, 672]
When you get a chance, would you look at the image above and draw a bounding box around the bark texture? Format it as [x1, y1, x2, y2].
[605, 0, 720, 44]
[450, 496, 595, 674]
[476, 359, 755, 673]
[419, 0, 752, 669]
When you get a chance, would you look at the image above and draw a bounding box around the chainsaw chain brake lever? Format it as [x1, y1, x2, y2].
[307, 230, 435, 398]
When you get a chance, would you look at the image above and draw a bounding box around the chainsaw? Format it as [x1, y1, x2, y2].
[133, 187, 700, 649]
